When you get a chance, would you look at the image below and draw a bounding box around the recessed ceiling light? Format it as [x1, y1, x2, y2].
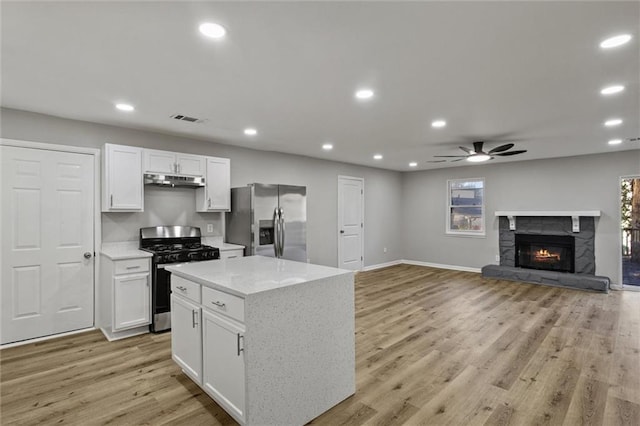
[373, 154, 383, 160]
[409, 162, 418, 167]
[244, 128, 257, 136]
[600, 85, 625, 95]
[604, 118, 623, 127]
[322, 143, 333, 151]
[467, 154, 491, 163]
[600, 34, 632, 49]
[355, 89, 374, 100]
[608, 139, 623, 145]
[199, 22, 226, 39]
[115, 103, 135, 112]
[431, 120, 446, 128]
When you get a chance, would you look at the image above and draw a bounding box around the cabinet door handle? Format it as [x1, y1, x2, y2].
[237, 333, 244, 356]
[211, 300, 226, 308]
[110, 194, 113, 207]
[176, 286, 187, 292]
[192, 309, 198, 328]
[208, 198, 211, 208]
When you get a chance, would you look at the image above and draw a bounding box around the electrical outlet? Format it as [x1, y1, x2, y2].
[207, 224, 213, 233]
[495, 254, 500, 262]
[384, 247, 387, 253]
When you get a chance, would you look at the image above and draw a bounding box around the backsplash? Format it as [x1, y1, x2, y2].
[102, 186, 224, 242]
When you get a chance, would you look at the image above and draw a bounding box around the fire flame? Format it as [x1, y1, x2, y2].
[534, 249, 560, 261]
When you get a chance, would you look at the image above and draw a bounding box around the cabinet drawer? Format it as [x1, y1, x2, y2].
[114, 258, 149, 275]
[202, 286, 245, 323]
[219, 249, 244, 260]
[171, 275, 201, 304]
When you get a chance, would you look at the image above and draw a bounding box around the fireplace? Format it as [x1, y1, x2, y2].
[515, 234, 575, 273]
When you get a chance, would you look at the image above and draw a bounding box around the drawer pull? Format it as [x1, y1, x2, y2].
[237, 333, 244, 356]
[211, 300, 226, 308]
[176, 286, 187, 292]
[227, 255, 237, 259]
[125, 265, 141, 269]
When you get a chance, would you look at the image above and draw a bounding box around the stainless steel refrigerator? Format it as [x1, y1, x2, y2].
[226, 184, 307, 262]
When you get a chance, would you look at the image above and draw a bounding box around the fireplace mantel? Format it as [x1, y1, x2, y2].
[494, 210, 601, 232]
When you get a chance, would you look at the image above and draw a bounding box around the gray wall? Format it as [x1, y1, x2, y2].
[1, 107, 403, 268]
[2, 107, 639, 283]
[401, 151, 640, 284]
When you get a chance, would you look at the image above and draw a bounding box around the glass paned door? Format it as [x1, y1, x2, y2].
[621, 177, 640, 287]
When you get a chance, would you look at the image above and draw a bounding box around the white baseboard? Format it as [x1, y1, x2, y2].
[401, 259, 482, 273]
[361, 259, 481, 273]
[1, 327, 96, 349]
[361, 260, 403, 272]
[100, 325, 149, 342]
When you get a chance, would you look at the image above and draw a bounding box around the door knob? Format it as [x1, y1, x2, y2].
[83, 252, 92, 259]
[340, 230, 345, 234]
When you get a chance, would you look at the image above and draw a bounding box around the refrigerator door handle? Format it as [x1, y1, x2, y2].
[273, 207, 280, 257]
[279, 208, 285, 257]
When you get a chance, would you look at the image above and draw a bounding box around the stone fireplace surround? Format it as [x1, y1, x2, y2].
[482, 212, 610, 293]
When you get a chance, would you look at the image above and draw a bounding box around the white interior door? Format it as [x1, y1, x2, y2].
[1, 146, 95, 344]
[338, 176, 364, 270]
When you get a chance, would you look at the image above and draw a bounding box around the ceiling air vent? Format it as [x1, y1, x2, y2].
[170, 114, 203, 123]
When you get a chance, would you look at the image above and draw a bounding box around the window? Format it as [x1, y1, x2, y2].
[447, 178, 485, 236]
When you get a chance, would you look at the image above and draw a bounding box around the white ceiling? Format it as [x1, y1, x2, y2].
[1, 1, 638, 171]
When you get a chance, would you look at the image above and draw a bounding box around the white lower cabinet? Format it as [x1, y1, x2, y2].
[99, 254, 151, 340]
[113, 273, 150, 330]
[171, 279, 247, 424]
[171, 294, 202, 384]
[202, 309, 246, 422]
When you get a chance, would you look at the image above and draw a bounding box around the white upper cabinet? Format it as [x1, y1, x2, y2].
[143, 149, 205, 176]
[196, 157, 231, 212]
[143, 149, 175, 174]
[177, 153, 206, 176]
[102, 144, 144, 212]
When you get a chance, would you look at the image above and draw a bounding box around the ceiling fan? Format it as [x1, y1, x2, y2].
[429, 141, 527, 163]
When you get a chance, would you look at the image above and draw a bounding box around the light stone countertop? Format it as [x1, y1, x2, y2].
[166, 255, 352, 297]
[202, 236, 245, 252]
[100, 241, 152, 260]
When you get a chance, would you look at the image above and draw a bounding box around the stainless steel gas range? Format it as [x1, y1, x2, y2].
[140, 226, 220, 332]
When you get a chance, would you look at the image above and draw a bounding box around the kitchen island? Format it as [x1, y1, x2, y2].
[165, 255, 355, 426]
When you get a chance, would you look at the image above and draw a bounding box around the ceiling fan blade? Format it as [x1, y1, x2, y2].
[450, 158, 464, 162]
[433, 155, 467, 158]
[472, 141, 485, 154]
[494, 150, 527, 156]
[427, 160, 447, 163]
[459, 146, 473, 154]
[488, 143, 515, 154]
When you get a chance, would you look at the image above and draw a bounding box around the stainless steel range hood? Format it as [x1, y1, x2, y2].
[143, 173, 205, 188]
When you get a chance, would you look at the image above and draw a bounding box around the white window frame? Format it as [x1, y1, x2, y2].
[446, 177, 485, 237]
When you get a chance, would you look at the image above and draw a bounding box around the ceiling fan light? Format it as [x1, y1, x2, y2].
[467, 154, 491, 163]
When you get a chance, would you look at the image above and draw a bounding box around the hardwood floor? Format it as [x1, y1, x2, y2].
[2, 265, 639, 425]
